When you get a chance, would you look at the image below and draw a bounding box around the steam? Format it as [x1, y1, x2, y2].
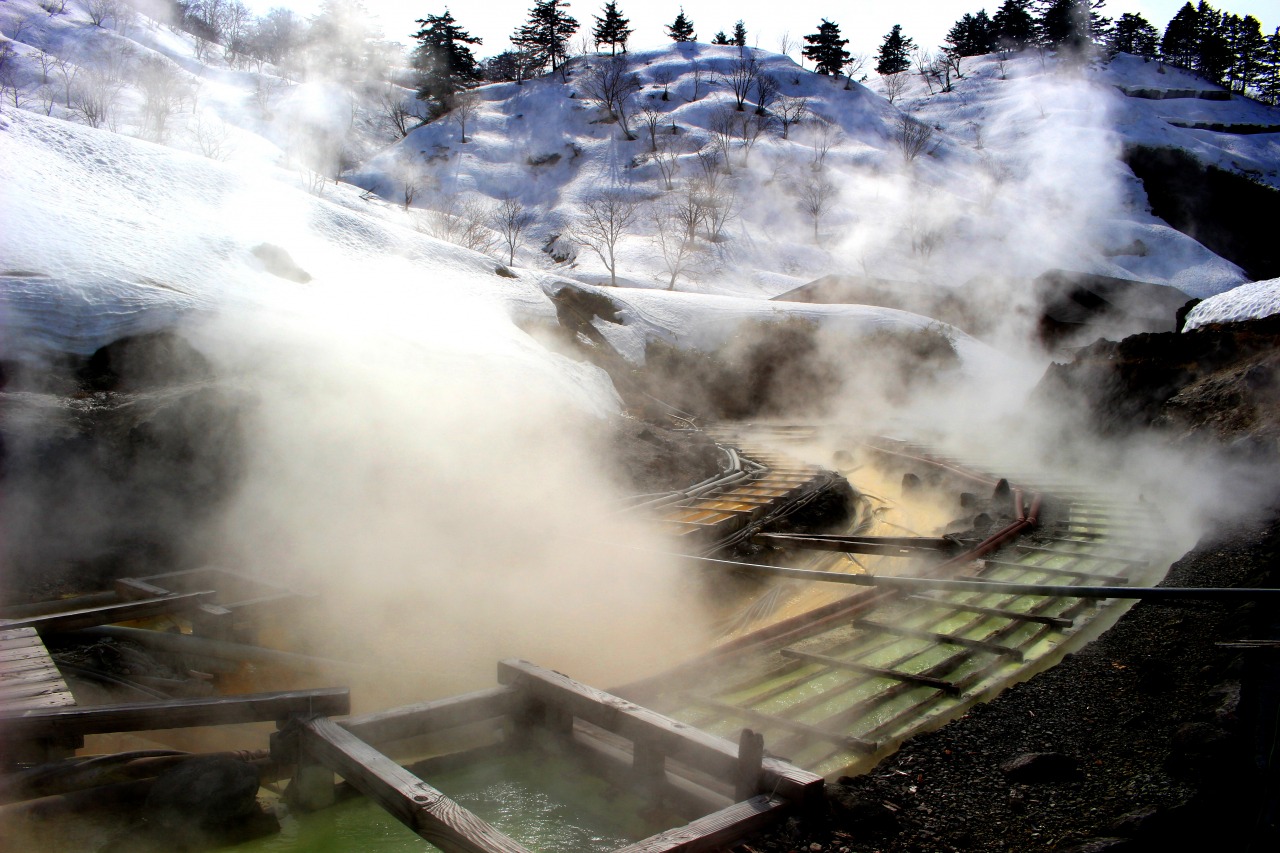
[187, 281, 710, 710]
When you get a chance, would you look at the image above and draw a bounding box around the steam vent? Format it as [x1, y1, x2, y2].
[2, 1, 1280, 851]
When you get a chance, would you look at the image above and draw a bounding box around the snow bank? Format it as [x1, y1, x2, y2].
[1183, 277, 1280, 330]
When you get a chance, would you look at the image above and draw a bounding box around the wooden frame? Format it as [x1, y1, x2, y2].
[276, 660, 821, 853]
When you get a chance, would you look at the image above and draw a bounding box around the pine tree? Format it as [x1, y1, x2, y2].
[1260, 27, 1280, 105]
[875, 25, 915, 75]
[512, 0, 579, 73]
[666, 8, 696, 43]
[945, 10, 998, 57]
[1038, 0, 1110, 52]
[592, 1, 631, 56]
[1109, 12, 1157, 57]
[732, 20, 747, 48]
[1160, 2, 1200, 66]
[412, 11, 483, 109]
[993, 0, 1037, 49]
[1193, 2, 1232, 83]
[803, 19, 851, 77]
[1224, 14, 1266, 93]
[711, 31, 730, 45]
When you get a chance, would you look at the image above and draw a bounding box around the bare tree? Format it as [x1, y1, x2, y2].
[53, 56, 79, 107]
[36, 51, 53, 85]
[880, 71, 908, 104]
[707, 106, 737, 170]
[915, 49, 940, 95]
[579, 56, 641, 139]
[76, 67, 124, 129]
[421, 193, 498, 255]
[754, 71, 779, 116]
[637, 102, 664, 152]
[720, 57, 758, 111]
[652, 132, 682, 190]
[573, 191, 639, 286]
[699, 175, 738, 242]
[777, 31, 796, 60]
[651, 198, 697, 289]
[449, 89, 479, 143]
[940, 52, 963, 91]
[135, 55, 182, 140]
[735, 110, 771, 165]
[85, 0, 118, 27]
[0, 42, 19, 110]
[652, 68, 672, 101]
[36, 84, 56, 114]
[379, 84, 421, 139]
[796, 173, 838, 243]
[193, 114, 232, 160]
[803, 117, 842, 171]
[491, 196, 535, 266]
[894, 112, 936, 163]
[688, 58, 703, 101]
[774, 94, 808, 139]
[42, 0, 69, 15]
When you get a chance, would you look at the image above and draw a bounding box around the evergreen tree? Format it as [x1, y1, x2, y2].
[803, 19, 851, 77]
[1160, 2, 1200, 66]
[666, 8, 696, 42]
[711, 31, 730, 45]
[1038, 0, 1110, 52]
[1224, 14, 1266, 93]
[1260, 27, 1280, 105]
[592, 1, 631, 56]
[946, 10, 998, 57]
[732, 20, 747, 47]
[411, 10, 483, 108]
[1109, 12, 1157, 57]
[993, 0, 1037, 49]
[1194, 2, 1232, 82]
[875, 24, 915, 75]
[512, 0, 579, 73]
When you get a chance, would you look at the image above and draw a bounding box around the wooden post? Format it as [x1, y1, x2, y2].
[734, 729, 764, 802]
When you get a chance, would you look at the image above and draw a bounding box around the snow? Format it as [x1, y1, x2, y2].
[1183, 277, 1280, 330]
[1, 0, 1278, 410]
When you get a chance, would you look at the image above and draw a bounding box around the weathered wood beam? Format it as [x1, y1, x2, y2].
[497, 659, 823, 807]
[612, 794, 789, 853]
[686, 694, 879, 753]
[341, 687, 518, 746]
[0, 592, 216, 634]
[906, 595, 1075, 629]
[754, 532, 961, 556]
[297, 716, 531, 853]
[0, 688, 350, 741]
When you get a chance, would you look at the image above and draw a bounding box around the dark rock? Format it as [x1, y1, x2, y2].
[826, 784, 900, 835]
[999, 752, 1083, 783]
[143, 756, 261, 830]
[1058, 838, 1133, 853]
[1167, 722, 1232, 770]
[1107, 805, 1162, 837]
[901, 472, 921, 494]
[494, 265, 517, 278]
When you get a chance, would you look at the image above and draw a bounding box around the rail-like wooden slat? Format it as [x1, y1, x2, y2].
[612, 794, 789, 853]
[498, 660, 822, 806]
[298, 716, 531, 853]
[0, 688, 350, 740]
[851, 619, 1025, 660]
[1014, 545, 1147, 566]
[978, 559, 1127, 585]
[906, 595, 1075, 629]
[341, 686, 518, 745]
[0, 592, 216, 634]
[687, 694, 879, 752]
[780, 648, 962, 695]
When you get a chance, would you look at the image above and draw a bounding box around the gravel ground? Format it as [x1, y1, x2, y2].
[743, 513, 1280, 853]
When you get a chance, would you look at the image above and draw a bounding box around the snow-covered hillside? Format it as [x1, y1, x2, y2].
[2, 0, 1278, 382]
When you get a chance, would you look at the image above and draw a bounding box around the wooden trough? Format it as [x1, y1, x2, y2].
[115, 566, 313, 639]
[274, 659, 823, 853]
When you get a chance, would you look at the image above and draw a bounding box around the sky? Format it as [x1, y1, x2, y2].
[247, 1, 1277, 61]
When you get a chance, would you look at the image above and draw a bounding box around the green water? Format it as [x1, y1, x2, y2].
[230, 748, 677, 853]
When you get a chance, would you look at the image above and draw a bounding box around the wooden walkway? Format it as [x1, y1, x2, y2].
[0, 627, 74, 713]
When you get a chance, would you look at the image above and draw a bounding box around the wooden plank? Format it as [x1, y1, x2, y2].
[612, 794, 789, 853]
[0, 629, 74, 715]
[979, 559, 1127, 585]
[906, 595, 1076, 629]
[298, 716, 532, 853]
[1014, 545, 1147, 566]
[780, 648, 962, 695]
[851, 619, 1025, 660]
[342, 687, 518, 745]
[690, 694, 877, 754]
[0, 592, 216, 634]
[497, 660, 822, 806]
[0, 688, 350, 740]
